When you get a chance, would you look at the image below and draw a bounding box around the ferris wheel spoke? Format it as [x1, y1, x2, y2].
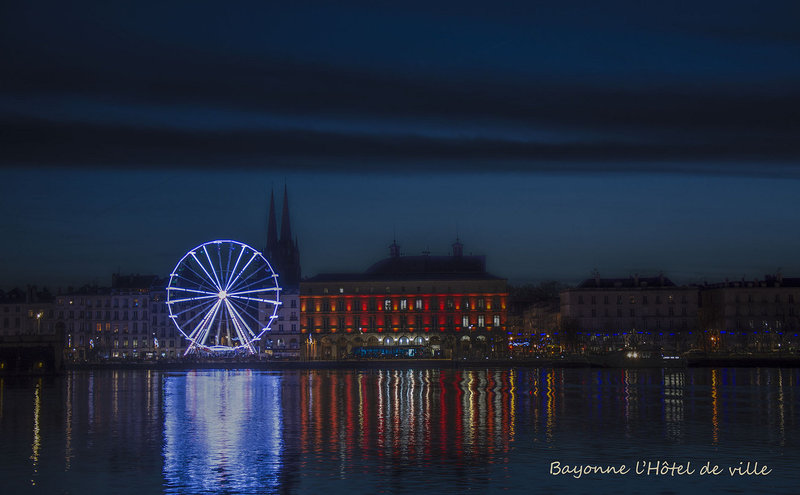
[168, 297, 217, 319]
[222, 243, 234, 289]
[166, 286, 218, 296]
[176, 264, 219, 294]
[194, 303, 222, 347]
[226, 298, 264, 332]
[229, 273, 279, 295]
[224, 252, 258, 292]
[185, 299, 222, 344]
[190, 251, 222, 292]
[224, 300, 250, 340]
[227, 287, 280, 297]
[228, 294, 281, 305]
[223, 244, 246, 292]
[228, 270, 276, 296]
[166, 294, 218, 305]
[225, 299, 257, 353]
[202, 244, 224, 291]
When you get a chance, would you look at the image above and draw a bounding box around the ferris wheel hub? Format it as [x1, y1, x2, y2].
[218, 290, 228, 300]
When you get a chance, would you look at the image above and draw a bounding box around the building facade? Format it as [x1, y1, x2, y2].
[699, 274, 800, 352]
[0, 287, 56, 337]
[299, 240, 508, 360]
[560, 274, 699, 352]
[56, 274, 168, 360]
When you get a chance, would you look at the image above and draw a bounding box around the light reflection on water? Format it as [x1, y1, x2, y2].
[0, 368, 798, 494]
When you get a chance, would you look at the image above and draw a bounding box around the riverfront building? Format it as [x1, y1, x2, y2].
[560, 274, 699, 352]
[698, 274, 800, 352]
[299, 239, 508, 360]
[55, 274, 169, 360]
[0, 287, 56, 337]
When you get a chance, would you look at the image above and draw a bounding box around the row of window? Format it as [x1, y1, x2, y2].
[58, 298, 145, 308]
[306, 314, 502, 330]
[310, 297, 500, 312]
[580, 307, 689, 318]
[577, 294, 687, 305]
[315, 286, 497, 295]
[61, 310, 149, 321]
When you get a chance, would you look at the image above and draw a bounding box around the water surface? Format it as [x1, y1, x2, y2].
[0, 368, 797, 494]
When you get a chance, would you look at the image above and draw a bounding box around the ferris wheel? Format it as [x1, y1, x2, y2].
[166, 240, 281, 355]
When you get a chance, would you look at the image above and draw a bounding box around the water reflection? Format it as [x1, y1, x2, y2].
[1, 368, 800, 494]
[30, 378, 41, 486]
[163, 370, 284, 494]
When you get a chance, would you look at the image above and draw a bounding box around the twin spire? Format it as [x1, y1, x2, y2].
[267, 185, 293, 248]
[266, 185, 301, 289]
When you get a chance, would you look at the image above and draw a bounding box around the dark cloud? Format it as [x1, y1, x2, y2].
[1, 0, 799, 174]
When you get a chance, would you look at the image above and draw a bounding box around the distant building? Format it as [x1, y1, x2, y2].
[560, 273, 699, 352]
[699, 274, 800, 352]
[57, 274, 160, 360]
[0, 286, 55, 336]
[299, 239, 508, 360]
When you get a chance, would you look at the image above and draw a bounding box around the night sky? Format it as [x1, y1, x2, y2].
[2, 1, 799, 289]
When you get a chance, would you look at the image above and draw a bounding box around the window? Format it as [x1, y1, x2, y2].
[477, 315, 485, 327]
[384, 299, 392, 311]
[446, 298, 455, 310]
[462, 315, 470, 328]
[629, 296, 636, 304]
[400, 299, 408, 310]
[493, 315, 500, 327]
[415, 298, 423, 310]
[291, 299, 297, 308]
[477, 298, 485, 310]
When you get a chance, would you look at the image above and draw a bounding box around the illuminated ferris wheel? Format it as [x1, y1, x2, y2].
[166, 240, 281, 355]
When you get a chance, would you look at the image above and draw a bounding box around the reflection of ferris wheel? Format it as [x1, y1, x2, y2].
[167, 240, 281, 355]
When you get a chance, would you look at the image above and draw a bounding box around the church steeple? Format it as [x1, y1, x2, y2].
[267, 189, 278, 251]
[280, 184, 292, 243]
[264, 184, 301, 289]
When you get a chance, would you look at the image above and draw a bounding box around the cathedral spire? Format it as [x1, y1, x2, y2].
[280, 184, 292, 243]
[267, 189, 278, 250]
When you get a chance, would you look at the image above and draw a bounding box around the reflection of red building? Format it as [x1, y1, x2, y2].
[300, 240, 508, 359]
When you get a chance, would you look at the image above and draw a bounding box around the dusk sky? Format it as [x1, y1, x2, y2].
[2, 0, 799, 289]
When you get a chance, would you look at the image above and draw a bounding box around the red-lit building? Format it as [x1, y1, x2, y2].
[300, 240, 508, 360]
